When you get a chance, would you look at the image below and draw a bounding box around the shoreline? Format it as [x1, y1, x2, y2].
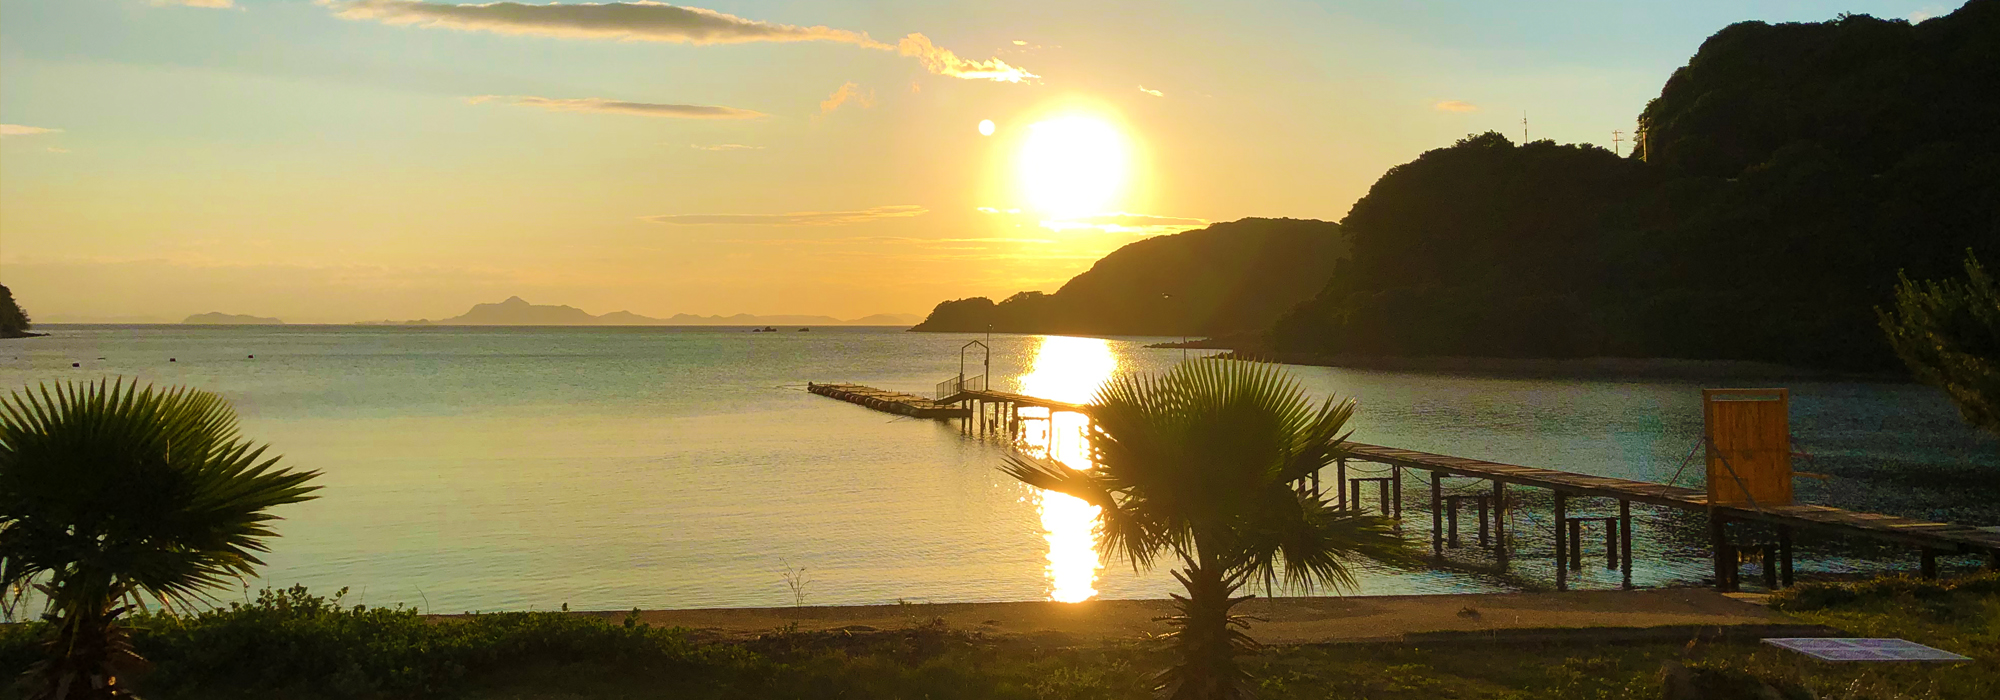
[1209, 351, 1901, 382]
[528, 588, 1823, 645]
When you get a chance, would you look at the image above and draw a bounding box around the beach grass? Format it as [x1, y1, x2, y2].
[3, 576, 1994, 699]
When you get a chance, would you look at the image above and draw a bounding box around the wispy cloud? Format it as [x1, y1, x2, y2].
[472, 95, 765, 119]
[818, 81, 874, 114]
[1, 124, 62, 137]
[897, 33, 1037, 82]
[1137, 85, 1164, 98]
[324, 0, 880, 45]
[646, 205, 928, 226]
[325, 1, 1036, 82]
[153, 0, 236, 7]
[1433, 100, 1478, 112]
[46, 146, 71, 153]
[690, 143, 763, 151]
[976, 208, 1207, 234]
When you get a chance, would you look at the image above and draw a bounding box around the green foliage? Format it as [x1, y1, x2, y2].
[0, 379, 320, 697]
[1267, 2, 2000, 370]
[0, 380, 321, 610]
[1878, 251, 2000, 435]
[0, 287, 27, 336]
[912, 218, 1348, 336]
[122, 585, 744, 698]
[6, 580, 2000, 699]
[1001, 360, 1414, 699]
[1771, 571, 2000, 611]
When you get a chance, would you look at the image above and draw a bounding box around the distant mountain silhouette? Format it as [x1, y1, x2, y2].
[418, 297, 918, 326]
[440, 297, 597, 325]
[848, 313, 924, 325]
[912, 218, 1348, 336]
[183, 312, 285, 325]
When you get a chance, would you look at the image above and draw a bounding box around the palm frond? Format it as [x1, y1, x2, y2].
[0, 378, 320, 610]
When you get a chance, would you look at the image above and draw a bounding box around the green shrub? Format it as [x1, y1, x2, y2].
[124, 586, 748, 698]
[0, 621, 47, 680]
[1770, 572, 2000, 611]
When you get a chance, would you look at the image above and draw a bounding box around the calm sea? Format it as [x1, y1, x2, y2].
[4, 325, 1995, 614]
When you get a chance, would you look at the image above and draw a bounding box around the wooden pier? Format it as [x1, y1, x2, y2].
[1341, 443, 2000, 592]
[810, 383, 2000, 592]
[806, 383, 969, 419]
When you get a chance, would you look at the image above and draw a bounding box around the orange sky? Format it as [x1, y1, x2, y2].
[0, 0, 1960, 322]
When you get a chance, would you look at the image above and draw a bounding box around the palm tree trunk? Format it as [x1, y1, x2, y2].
[1160, 557, 1256, 700]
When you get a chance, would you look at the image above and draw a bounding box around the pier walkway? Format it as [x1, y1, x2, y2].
[809, 382, 2000, 592]
[807, 383, 969, 419]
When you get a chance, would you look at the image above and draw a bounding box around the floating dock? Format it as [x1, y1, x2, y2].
[807, 383, 969, 419]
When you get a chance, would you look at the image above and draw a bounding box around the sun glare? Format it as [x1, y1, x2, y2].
[1017, 336, 1118, 603]
[1017, 115, 1128, 218]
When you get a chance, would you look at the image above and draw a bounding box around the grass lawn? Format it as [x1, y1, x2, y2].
[4, 576, 1993, 699]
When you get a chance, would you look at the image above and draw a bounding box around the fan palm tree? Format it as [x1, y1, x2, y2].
[0, 379, 320, 699]
[1002, 359, 1416, 700]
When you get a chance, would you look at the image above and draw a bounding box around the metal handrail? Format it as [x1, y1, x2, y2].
[935, 374, 986, 399]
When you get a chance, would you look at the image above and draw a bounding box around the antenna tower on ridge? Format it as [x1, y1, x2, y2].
[1521, 112, 1529, 143]
[1612, 130, 1624, 156]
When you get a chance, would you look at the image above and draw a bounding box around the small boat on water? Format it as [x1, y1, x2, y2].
[798, 328, 810, 332]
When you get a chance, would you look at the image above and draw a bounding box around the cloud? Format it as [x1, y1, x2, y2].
[46, 147, 71, 153]
[0, 124, 62, 137]
[896, 33, 1037, 82]
[325, 2, 1037, 82]
[818, 81, 874, 114]
[690, 143, 762, 151]
[153, 0, 235, 6]
[473, 95, 765, 119]
[1138, 85, 1164, 97]
[975, 208, 1207, 234]
[645, 205, 928, 226]
[1433, 100, 1478, 112]
[324, 0, 883, 45]
[1908, 5, 1945, 22]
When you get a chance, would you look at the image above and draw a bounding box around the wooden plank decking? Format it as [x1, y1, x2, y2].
[815, 385, 2000, 559]
[808, 383, 970, 419]
[1345, 443, 2000, 555]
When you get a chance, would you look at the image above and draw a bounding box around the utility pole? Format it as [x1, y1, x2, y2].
[1612, 130, 1624, 157]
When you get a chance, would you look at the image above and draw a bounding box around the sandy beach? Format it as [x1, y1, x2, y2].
[573, 588, 1827, 645]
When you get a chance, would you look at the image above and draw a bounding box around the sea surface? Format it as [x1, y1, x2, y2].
[3, 325, 1995, 615]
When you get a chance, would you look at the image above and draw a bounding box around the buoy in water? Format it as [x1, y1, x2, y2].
[248, 354, 254, 359]
[72, 362, 80, 368]
[170, 358, 177, 362]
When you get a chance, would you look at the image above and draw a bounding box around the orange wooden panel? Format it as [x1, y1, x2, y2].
[1704, 388, 1792, 507]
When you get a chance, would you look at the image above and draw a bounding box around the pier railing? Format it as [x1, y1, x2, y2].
[936, 374, 986, 399]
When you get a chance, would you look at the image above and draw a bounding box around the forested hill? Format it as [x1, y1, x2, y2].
[0, 285, 32, 338]
[1271, 1, 2000, 370]
[912, 218, 1348, 336]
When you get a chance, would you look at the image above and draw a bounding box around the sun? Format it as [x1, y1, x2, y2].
[1016, 115, 1128, 218]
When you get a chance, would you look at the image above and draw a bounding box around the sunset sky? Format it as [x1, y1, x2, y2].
[0, 0, 1961, 323]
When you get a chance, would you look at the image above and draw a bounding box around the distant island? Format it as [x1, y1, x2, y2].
[184, 312, 285, 325]
[372, 297, 921, 327]
[912, 2, 2000, 372]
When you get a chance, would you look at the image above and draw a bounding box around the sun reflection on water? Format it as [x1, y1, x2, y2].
[1016, 336, 1118, 603]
